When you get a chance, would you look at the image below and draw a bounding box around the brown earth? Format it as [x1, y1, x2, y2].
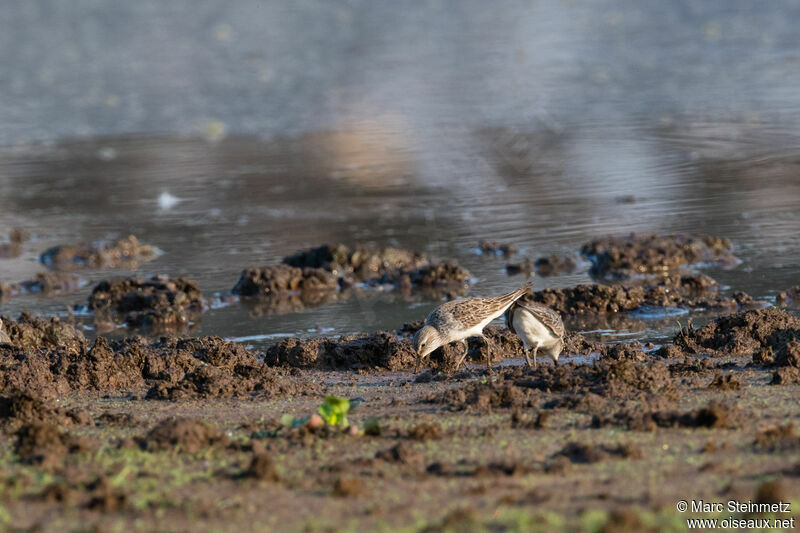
[478, 240, 517, 256]
[0, 272, 85, 299]
[234, 243, 471, 300]
[529, 273, 755, 315]
[88, 274, 205, 329]
[581, 233, 738, 277]
[663, 307, 800, 363]
[39, 235, 158, 270]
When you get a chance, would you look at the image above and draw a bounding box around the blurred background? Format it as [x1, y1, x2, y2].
[1, 0, 799, 347]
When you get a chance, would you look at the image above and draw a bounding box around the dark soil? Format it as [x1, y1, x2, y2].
[88, 274, 205, 329]
[581, 233, 738, 277]
[0, 391, 88, 431]
[754, 425, 800, 452]
[592, 401, 741, 431]
[234, 243, 471, 299]
[139, 418, 229, 453]
[0, 317, 316, 399]
[40, 235, 158, 270]
[666, 308, 800, 362]
[708, 373, 742, 390]
[555, 441, 643, 463]
[529, 273, 753, 315]
[533, 254, 579, 276]
[436, 359, 676, 411]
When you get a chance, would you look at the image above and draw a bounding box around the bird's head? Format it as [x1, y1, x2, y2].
[413, 325, 441, 360]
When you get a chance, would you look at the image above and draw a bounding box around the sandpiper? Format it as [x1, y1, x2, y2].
[0, 320, 10, 344]
[505, 298, 565, 368]
[413, 281, 532, 372]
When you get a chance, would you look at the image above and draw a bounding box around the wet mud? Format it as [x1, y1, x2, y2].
[39, 235, 158, 270]
[0, 272, 85, 300]
[234, 243, 471, 301]
[530, 273, 755, 315]
[665, 308, 800, 364]
[88, 275, 205, 329]
[0, 316, 316, 399]
[581, 233, 738, 277]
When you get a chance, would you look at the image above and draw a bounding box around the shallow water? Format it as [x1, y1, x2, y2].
[1, 1, 799, 348]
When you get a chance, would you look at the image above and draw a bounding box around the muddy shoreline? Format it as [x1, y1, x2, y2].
[1, 234, 798, 531]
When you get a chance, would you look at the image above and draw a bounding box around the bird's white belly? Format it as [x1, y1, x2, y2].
[512, 309, 559, 350]
[453, 316, 498, 343]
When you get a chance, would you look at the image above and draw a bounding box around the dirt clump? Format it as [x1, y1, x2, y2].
[0, 331, 315, 399]
[408, 422, 442, 441]
[581, 233, 737, 277]
[246, 453, 281, 481]
[601, 342, 648, 361]
[0, 391, 88, 431]
[438, 358, 675, 411]
[85, 476, 128, 511]
[529, 274, 749, 315]
[375, 442, 425, 471]
[771, 366, 800, 385]
[140, 418, 229, 454]
[555, 441, 643, 464]
[0, 313, 86, 352]
[593, 401, 739, 431]
[708, 374, 742, 390]
[232, 263, 339, 297]
[668, 308, 800, 360]
[754, 425, 800, 452]
[534, 255, 579, 276]
[237, 243, 470, 299]
[265, 331, 416, 370]
[40, 235, 158, 270]
[89, 275, 205, 329]
[333, 477, 366, 497]
[15, 423, 91, 467]
[478, 240, 517, 256]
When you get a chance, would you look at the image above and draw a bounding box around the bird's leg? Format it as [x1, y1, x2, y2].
[482, 335, 493, 372]
[532, 344, 539, 369]
[414, 352, 421, 374]
[454, 340, 469, 371]
[523, 347, 534, 369]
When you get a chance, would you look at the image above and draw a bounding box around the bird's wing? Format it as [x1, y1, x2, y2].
[515, 301, 565, 338]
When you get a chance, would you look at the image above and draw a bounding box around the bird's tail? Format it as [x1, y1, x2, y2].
[488, 280, 533, 311]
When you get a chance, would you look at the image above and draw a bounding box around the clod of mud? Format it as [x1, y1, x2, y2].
[333, 477, 366, 497]
[0, 391, 88, 431]
[599, 509, 656, 533]
[601, 342, 648, 362]
[232, 264, 339, 297]
[85, 476, 128, 511]
[88, 275, 205, 329]
[754, 425, 800, 452]
[0, 313, 85, 351]
[555, 441, 643, 464]
[1, 330, 315, 399]
[592, 401, 740, 431]
[265, 331, 416, 370]
[140, 418, 229, 454]
[235, 243, 470, 299]
[375, 442, 425, 470]
[15, 423, 92, 467]
[437, 359, 675, 411]
[667, 308, 800, 362]
[40, 235, 158, 270]
[246, 453, 281, 481]
[505, 257, 534, 276]
[534, 255, 579, 276]
[771, 367, 800, 385]
[408, 423, 442, 441]
[708, 374, 742, 391]
[581, 233, 737, 277]
[528, 273, 751, 315]
[478, 240, 517, 256]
